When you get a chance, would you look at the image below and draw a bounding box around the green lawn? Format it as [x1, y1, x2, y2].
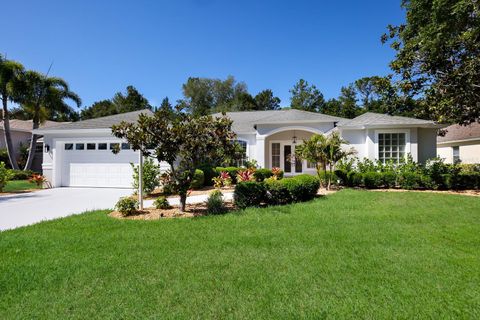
[1, 190, 479, 319]
[2, 180, 40, 193]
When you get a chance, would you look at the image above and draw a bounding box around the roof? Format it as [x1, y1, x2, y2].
[437, 122, 480, 143]
[337, 112, 442, 129]
[34, 109, 154, 132]
[214, 109, 345, 133]
[0, 119, 69, 133]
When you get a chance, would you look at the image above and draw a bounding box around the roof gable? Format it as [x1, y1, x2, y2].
[437, 122, 480, 143]
[338, 112, 439, 128]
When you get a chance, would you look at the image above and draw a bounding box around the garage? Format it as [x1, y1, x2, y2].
[60, 141, 138, 188]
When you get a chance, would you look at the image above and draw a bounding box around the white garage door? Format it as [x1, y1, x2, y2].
[61, 142, 138, 188]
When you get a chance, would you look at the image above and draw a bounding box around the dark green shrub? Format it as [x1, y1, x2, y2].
[0, 162, 10, 192]
[207, 190, 227, 215]
[154, 196, 171, 209]
[234, 181, 266, 209]
[450, 172, 480, 190]
[398, 172, 422, 190]
[115, 197, 138, 216]
[382, 171, 397, 188]
[264, 179, 292, 205]
[347, 171, 363, 187]
[131, 158, 160, 194]
[254, 168, 274, 182]
[334, 169, 348, 186]
[363, 172, 383, 189]
[190, 169, 205, 189]
[318, 171, 338, 187]
[7, 169, 34, 180]
[198, 165, 216, 186]
[282, 174, 320, 202]
[216, 167, 241, 184]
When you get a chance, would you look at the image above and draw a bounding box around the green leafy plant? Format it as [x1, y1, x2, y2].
[28, 174, 46, 187]
[363, 172, 383, 189]
[264, 179, 292, 206]
[115, 197, 139, 216]
[237, 168, 255, 182]
[0, 162, 11, 192]
[190, 169, 205, 189]
[234, 181, 266, 209]
[131, 158, 161, 194]
[154, 196, 171, 209]
[206, 190, 227, 215]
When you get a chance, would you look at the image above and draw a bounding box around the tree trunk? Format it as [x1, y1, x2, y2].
[179, 193, 187, 212]
[316, 163, 324, 189]
[23, 106, 40, 171]
[1, 95, 19, 170]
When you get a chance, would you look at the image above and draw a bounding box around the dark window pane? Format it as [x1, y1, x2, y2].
[284, 145, 291, 173]
[121, 143, 130, 150]
[75, 143, 84, 150]
[98, 143, 107, 150]
[65, 143, 73, 150]
[87, 143, 96, 150]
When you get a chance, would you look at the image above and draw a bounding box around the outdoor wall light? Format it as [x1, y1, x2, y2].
[44, 144, 50, 153]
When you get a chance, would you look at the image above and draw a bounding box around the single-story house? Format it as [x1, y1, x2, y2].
[437, 122, 480, 164]
[0, 119, 67, 172]
[34, 109, 444, 188]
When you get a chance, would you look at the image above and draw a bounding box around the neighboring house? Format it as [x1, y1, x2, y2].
[34, 109, 444, 188]
[0, 119, 67, 172]
[437, 123, 480, 164]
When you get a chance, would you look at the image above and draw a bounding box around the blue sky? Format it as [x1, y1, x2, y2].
[1, 0, 404, 109]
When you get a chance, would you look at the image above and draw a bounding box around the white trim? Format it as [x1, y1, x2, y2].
[437, 137, 480, 145]
[259, 126, 323, 138]
[374, 129, 411, 163]
[33, 128, 113, 134]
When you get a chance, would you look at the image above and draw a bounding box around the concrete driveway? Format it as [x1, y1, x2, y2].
[0, 188, 133, 231]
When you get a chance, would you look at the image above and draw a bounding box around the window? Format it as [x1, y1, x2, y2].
[235, 140, 247, 166]
[110, 143, 120, 150]
[378, 132, 406, 163]
[272, 143, 280, 168]
[87, 143, 96, 150]
[307, 161, 316, 169]
[121, 143, 130, 150]
[64, 143, 73, 150]
[75, 143, 85, 150]
[98, 143, 107, 150]
[453, 146, 460, 163]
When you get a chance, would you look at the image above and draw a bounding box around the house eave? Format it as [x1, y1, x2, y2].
[339, 123, 446, 130]
[33, 128, 113, 135]
[437, 137, 480, 145]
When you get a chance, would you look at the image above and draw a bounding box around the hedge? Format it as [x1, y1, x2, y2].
[281, 174, 320, 202]
[198, 165, 216, 186]
[190, 169, 205, 189]
[7, 169, 34, 180]
[234, 181, 266, 209]
[264, 179, 292, 205]
[254, 168, 284, 182]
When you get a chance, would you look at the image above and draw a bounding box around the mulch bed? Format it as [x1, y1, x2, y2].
[110, 201, 236, 220]
[143, 186, 235, 200]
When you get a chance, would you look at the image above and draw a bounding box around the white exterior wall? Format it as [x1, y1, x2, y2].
[437, 140, 480, 164]
[417, 128, 438, 163]
[339, 129, 366, 160]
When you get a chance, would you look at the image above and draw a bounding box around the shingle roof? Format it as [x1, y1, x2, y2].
[34, 109, 154, 131]
[0, 119, 68, 132]
[437, 122, 480, 143]
[214, 109, 345, 133]
[337, 112, 438, 128]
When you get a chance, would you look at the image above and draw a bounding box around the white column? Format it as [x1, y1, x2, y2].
[138, 150, 143, 210]
[256, 136, 266, 168]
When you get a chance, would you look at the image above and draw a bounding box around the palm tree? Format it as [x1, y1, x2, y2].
[324, 132, 356, 190]
[19, 71, 81, 170]
[0, 54, 24, 170]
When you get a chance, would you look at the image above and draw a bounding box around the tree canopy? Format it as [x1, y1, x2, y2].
[289, 79, 325, 112]
[383, 0, 480, 125]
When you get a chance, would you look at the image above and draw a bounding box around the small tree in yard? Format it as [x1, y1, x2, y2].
[112, 108, 238, 212]
[295, 132, 355, 190]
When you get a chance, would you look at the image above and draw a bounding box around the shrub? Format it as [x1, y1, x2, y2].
[191, 169, 205, 189]
[115, 197, 138, 216]
[271, 167, 284, 179]
[234, 181, 266, 209]
[198, 165, 216, 186]
[206, 190, 227, 215]
[318, 171, 338, 187]
[382, 171, 397, 188]
[0, 162, 10, 192]
[213, 171, 232, 189]
[398, 172, 422, 190]
[282, 174, 320, 202]
[347, 171, 363, 187]
[216, 167, 241, 184]
[363, 172, 383, 189]
[334, 169, 348, 186]
[29, 174, 46, 187]
[264, 178, 292, 206]
[131, 158, 160, 194]
[154, 196, 171, 209]
[7, 169, 34, 180]
[237, 168, 255, 182]
[450, 172, 480, 190]
[254, 168, 273, 182]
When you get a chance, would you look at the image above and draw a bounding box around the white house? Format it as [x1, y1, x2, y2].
[437, 122, 480, 164]
[34, 109, 444, 188]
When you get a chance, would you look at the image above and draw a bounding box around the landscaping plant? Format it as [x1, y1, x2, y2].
[0, 162, 11, 192]
[115, 197, 139, 216]
[190, 169, 205, 189]
[131, 158, 161, 195]
[206, 190, 227, 215]
[28, 174, 46, 187]
[237, 168, 255, 182]
[153, 196, 171, 210]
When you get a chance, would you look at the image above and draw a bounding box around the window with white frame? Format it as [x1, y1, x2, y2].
[378, 132, 406, 163]
[272, 143, 280, 168]
[235, 140, 248, 167]
[452, 146, 460, 163]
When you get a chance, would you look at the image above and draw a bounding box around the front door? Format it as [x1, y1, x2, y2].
[278, 144, 302, 174]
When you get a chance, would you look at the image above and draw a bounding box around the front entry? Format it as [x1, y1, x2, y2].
[271, 142, 304, 174]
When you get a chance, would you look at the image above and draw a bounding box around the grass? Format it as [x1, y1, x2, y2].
[2, 180, 40, 193]
[0, 189, 479, 319]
